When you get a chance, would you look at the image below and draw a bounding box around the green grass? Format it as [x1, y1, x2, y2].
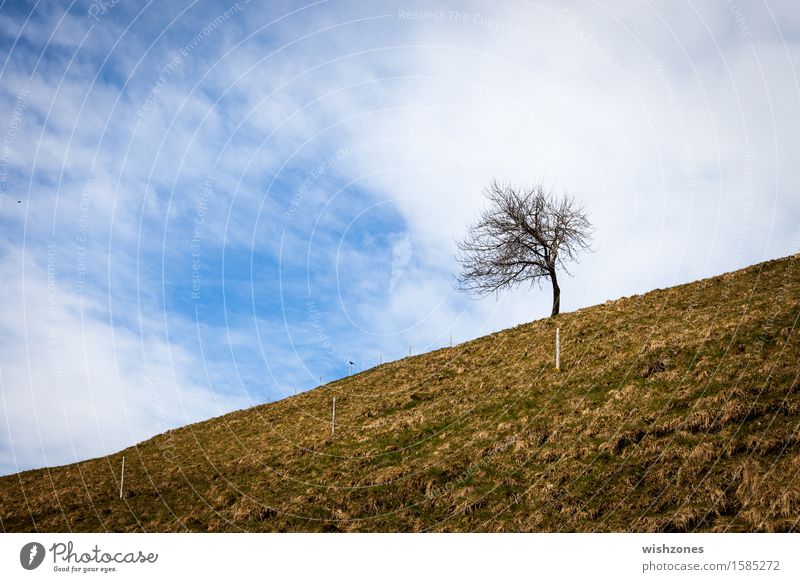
[1, 254, 799, 532]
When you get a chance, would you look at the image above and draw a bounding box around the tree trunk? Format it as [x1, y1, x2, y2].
[549, 268, 560, 317]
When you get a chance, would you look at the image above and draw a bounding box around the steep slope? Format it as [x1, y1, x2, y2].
[1, 254, 798, 532]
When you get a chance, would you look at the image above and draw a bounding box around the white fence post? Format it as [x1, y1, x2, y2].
[331, 397, 336, 436]
[119, 456, 125, 500]
[556, 327, 561, 370]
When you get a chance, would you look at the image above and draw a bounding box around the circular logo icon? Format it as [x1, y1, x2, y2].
[20, 542, 46, 570]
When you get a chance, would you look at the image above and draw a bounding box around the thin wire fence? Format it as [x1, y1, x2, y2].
[270, 337, 464, 401]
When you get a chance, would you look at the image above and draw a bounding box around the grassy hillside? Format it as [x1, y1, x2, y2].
[1, 254, 799, 532]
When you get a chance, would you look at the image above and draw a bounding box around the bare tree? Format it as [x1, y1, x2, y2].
[456, 181, 592, 317]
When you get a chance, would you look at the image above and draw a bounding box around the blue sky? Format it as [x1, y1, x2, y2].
[1, 0, 798, 475]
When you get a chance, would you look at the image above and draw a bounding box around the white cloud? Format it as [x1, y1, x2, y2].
[0, 245, 248, 475]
